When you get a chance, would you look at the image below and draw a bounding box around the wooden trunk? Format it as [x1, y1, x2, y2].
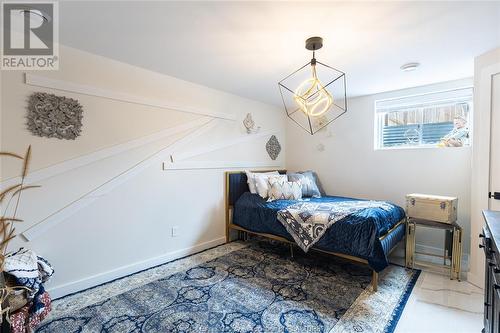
[406, 193, 458, 224]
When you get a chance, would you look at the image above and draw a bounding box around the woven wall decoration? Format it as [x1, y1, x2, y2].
[27, 92, 83, 140]
[266, 135, 281, 160]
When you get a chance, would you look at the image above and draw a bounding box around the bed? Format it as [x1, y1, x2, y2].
[225, 170, 407, 291]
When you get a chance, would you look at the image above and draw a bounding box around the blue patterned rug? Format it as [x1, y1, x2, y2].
[39, 240, 419, 333]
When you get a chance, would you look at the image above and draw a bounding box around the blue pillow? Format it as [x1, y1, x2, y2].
[287, 171, 322, 198]
[302, 170, 326, 196]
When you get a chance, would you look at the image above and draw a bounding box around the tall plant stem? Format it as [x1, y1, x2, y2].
[12, 146, 30, 221]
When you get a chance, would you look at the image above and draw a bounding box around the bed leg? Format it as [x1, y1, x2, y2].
[225, 207, 231, 243]
[290, 244, 294, 258]
[372, 271, 378, 292]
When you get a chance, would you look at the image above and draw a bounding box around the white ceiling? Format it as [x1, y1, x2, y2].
[59, 1, 500, 106]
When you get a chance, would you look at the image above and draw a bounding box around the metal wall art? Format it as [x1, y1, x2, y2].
[266, 135, 281, 160]
[27, 92, 83, 140]
[243, 113, 260, 134]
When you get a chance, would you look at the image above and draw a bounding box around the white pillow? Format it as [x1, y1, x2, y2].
[255, 174, 287, 199]
[268, 180, 302, 201]
[245, 170, 279, 194]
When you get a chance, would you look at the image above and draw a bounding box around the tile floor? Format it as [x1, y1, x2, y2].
[395, 269, 483, 333]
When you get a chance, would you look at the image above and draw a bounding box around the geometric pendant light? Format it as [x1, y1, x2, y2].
[278, 36, 347, 135]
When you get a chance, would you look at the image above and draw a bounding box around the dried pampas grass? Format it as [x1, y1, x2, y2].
[0, 146, 40, 322]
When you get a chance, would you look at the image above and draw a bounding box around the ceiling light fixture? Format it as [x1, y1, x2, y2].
[400, 62, 420, 72]
[278, 37, 347, 135]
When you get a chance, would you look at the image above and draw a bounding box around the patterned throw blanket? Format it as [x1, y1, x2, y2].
[4, 248, 54, 314]
[277, 200, 396, 252]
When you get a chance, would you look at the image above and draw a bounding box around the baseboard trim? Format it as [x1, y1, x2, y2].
[391, 242, 470, 271]
[47, 237, 226, 299]
[466, 271, 484, 289]
[414, 243, 470, 270]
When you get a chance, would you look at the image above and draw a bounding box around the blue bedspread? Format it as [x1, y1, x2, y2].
[232, 193, 405, 272]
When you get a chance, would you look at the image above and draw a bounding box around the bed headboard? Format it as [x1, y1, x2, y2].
[224, 170, 286, 242]
[225, 170, 287, 207]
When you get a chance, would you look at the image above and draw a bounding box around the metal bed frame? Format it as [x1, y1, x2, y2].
[224, 170, 405, 292]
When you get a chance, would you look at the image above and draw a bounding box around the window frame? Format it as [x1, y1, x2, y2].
[373, 87, 473, 151]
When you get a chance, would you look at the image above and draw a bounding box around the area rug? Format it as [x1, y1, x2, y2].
[38, 240, 420, 333]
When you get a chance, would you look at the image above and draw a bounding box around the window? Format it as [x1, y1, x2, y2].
[374, 87, 473, 149]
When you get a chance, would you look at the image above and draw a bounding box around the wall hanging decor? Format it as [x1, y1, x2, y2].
[243, 113, 260, 134]
[27, 92, 83, 140]
[278, 36, 347, 135]
[316, 143, 325, 152]
[266, 135, 281, 160]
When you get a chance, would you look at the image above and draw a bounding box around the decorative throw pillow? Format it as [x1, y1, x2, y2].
[268, 180, 302, 201]
[245, 170, 279, 194]
[287, 171, 322, 198]
[255, 174, 287, 199]
[302, 170, 326, 196]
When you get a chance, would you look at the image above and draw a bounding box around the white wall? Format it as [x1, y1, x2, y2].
[286, 78, 473, 258]
[1, 45, 286, 297]
[469, 47, 500, 287]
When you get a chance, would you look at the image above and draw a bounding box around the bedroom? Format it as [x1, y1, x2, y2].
[0, 1, 499, 332]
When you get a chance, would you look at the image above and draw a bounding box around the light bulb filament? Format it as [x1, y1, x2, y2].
[293, 65, 333, 117]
